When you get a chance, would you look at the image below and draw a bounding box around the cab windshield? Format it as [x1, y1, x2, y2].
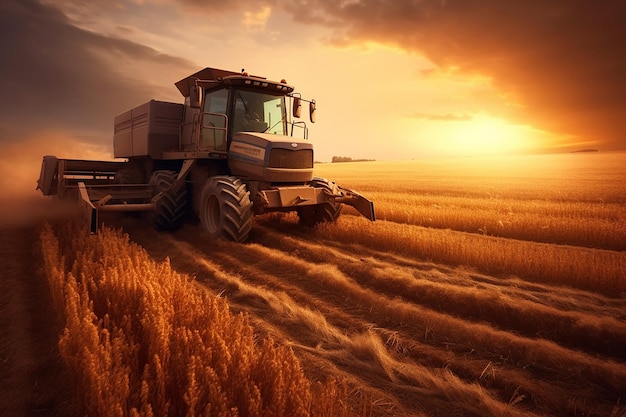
[231, 89, 286, 135]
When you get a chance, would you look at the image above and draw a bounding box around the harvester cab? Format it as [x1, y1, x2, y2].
[173, 68, 315, 173]
[37, 66, 375, 241]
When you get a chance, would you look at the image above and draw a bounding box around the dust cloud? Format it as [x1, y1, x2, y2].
[0, 131, 111, 228]
[0, 196, 82, 229]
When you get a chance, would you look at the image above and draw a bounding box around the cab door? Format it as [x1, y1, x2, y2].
[200, 88, 229, 151]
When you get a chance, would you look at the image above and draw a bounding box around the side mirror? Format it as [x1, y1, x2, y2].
[189, 83, 202, 109]
[309, 100, 316, 123]
[293, 96, 302, 118]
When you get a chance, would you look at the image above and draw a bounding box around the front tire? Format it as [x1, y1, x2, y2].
[297, 177, 342, 227]
[199, 176, 253, 242]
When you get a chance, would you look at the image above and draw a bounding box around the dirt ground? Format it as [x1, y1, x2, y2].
[0, 224, 77, 417]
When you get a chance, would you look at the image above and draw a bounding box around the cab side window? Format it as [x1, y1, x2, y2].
[200, 89, 228, 151]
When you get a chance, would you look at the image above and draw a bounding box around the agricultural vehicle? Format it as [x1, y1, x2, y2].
[36, 67, 375, 241]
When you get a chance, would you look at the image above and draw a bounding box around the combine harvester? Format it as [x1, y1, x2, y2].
[37, 67, 375, 241]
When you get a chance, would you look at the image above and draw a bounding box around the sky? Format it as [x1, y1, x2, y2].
[0, 0, 625, 189]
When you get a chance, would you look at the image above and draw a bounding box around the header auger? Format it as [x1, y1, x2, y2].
[37, 67, 375, 241]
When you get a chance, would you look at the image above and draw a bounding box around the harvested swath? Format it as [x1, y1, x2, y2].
[318, 216, 626, 294]
[238, 241, 625, 394]
[251, 231, 626, 359]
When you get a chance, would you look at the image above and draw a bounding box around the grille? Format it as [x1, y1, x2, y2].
[268, 148, 313, 169]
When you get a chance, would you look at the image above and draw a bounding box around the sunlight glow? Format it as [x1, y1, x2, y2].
[411, 114, 551, 158]
[450, 115, 527, 155]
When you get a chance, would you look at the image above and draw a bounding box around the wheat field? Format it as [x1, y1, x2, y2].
[40, 221, 361, 417]
[35, 152, 626, 416]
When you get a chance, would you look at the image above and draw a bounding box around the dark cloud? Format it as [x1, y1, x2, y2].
[277, 0, 626, 150]
[0, 0, 194, 146]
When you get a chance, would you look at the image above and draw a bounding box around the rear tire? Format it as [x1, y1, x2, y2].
[298, 177, 342, 227]
[199, 176, 253, 242]
[149, 170, 188, 231]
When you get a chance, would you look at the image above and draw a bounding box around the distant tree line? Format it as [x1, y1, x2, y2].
[331, 156, 376, 163]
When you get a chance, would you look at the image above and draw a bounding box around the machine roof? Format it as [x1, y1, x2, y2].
[174, 67, 241, 97]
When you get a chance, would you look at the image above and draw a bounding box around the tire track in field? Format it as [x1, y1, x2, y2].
[253, 228, 626, 360]
[121, 218, 626, 417]
[247, 220, 626, 362]
[295, 233, 626, 320]
[259, 214, 626, 316]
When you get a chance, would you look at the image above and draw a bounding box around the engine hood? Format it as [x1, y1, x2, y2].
[228, 132, 314, 182]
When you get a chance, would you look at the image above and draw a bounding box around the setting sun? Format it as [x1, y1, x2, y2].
[449, 115, 531, 156]
[407, 114, 552, 158]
